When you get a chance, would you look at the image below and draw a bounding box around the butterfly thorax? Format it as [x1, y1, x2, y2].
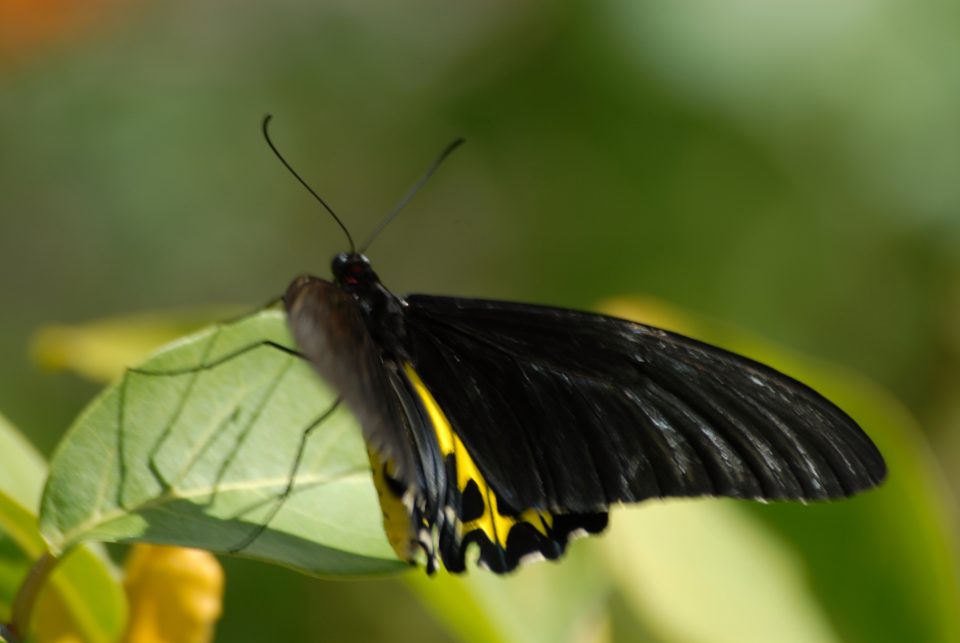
[331, 252, 408, 358]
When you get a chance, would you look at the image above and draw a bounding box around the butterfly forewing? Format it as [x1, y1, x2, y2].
[403, 295, 887, 510]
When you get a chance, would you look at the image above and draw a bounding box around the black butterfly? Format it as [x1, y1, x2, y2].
[265, 117, 886, 574]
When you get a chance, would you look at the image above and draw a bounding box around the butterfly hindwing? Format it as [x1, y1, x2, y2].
[401, 362, 609, 573]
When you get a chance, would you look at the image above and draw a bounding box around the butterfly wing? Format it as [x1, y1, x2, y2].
[403, 295, 887, 517]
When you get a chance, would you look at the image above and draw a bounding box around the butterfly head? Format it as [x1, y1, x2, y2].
[332, 252, 376, 289]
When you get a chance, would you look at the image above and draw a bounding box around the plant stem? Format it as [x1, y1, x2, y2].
[10, 551, 59, 640]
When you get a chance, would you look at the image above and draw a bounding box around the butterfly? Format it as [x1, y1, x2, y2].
[264, 117, 887, 574]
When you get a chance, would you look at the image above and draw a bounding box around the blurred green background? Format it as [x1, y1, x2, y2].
[1, 0, 958, 642]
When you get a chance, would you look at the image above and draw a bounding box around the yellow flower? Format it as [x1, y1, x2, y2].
[121, 545, 224, 643]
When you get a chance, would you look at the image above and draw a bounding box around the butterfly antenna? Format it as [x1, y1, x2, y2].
[359, 137, 465, 253]
[261, 114, 356, 253]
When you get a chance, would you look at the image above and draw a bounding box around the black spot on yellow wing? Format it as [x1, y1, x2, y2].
[460, 480, 485, 522]
[402, 363, 609, 574]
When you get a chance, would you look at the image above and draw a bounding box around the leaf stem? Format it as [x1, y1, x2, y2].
[10, 550, 60, 640]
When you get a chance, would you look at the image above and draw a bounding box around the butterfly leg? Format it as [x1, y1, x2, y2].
[227, 397, 343, 553]
[115, 332, 306, 509]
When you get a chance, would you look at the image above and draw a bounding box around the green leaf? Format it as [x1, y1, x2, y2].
[31, 308, 237, 383]
[601, 296, 960, 643]
[602, 500, 843, 643]
[746, 364, 960, 643]
[0, 495, 37, 626]
[39, 310, 406, 577]
[0, 415, 125, 643]
[0, 414, 46, 517]
[406, 495, 842, 643]
[406, 544, 613, 643]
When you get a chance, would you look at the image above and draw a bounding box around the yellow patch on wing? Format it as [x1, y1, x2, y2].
[402, 363, 551, 546]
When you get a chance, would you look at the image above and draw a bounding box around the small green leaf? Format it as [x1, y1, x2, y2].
[40, 310, 406, 577]
[31, 308, 234, 383]
[0, 415, 125, 643]
[0, 414, 46, 519]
